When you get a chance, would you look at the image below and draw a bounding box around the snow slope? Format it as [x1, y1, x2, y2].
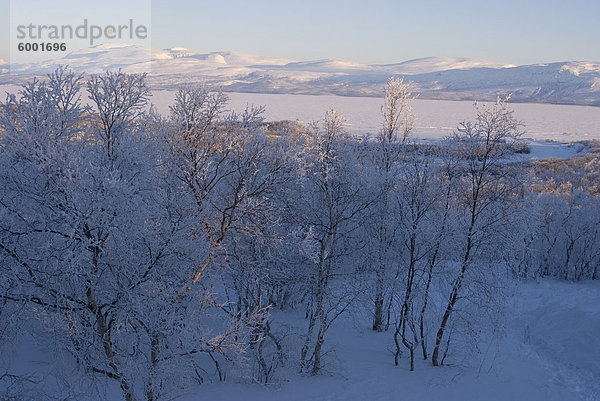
[182, 279, 600, 401]
[510, 280, 600, 401]
[372, 56, 516, 74]
[2, 44, 600, 106]
[4, 279, 597, 400]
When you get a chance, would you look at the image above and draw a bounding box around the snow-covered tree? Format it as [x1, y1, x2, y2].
[391, 145, 441, 370]
[430, 97, 524, 366]
[292, 109, 372, 374]
[0, 71, 248, 401]
[370, 77, 415, 332]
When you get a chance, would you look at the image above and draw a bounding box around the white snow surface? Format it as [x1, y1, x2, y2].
[9, 279, 595, 400]
[185, 279, 600, 401]
[373, 56, 516, 74]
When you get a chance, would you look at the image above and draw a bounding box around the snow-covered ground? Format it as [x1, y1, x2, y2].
[525, 141, 587, 160]
[182, 279, 600, 401]
[4, 279, 598, 400]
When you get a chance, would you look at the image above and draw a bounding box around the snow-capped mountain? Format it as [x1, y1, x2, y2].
[3, 44, 600, 106]
[372, 57, 516, 74]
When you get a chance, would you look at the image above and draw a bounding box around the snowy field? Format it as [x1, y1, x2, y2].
[189, 279, 600, 401]
[7, 279, 599, 401]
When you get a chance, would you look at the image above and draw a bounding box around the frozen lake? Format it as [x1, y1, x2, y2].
[2, 84, 599, 142]
[151, 91, 600, 142]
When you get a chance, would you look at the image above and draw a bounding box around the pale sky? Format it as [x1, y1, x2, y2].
[1, 0, 599, 65]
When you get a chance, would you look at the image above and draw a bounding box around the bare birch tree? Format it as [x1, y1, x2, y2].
[431, 97, 524, 366]
[371, 77, 415, 332]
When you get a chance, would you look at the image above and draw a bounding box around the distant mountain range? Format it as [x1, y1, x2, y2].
[3, 44, 600, 106]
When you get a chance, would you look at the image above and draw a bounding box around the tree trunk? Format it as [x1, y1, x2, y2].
[312, 326, 325, 375]
[373, 270, 384, 331]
